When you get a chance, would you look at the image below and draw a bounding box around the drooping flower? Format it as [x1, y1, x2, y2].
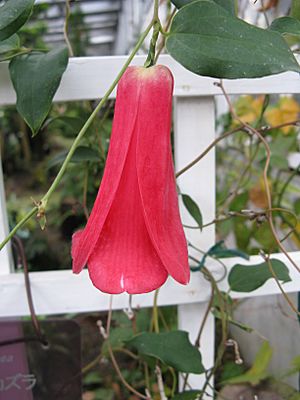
[72, 65, 190, 294]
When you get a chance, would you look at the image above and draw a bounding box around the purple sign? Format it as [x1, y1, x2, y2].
[0, 319, 81, 400]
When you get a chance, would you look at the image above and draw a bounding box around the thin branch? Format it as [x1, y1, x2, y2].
[216, 80, 300, 275]
[63, 0, 74, 56]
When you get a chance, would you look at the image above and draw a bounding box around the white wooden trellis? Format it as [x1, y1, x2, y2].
[0, 54, 300, 397]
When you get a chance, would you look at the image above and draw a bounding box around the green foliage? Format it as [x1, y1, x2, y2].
[0, 0, 34, 41]
[9, 46, 69, 135]
[166, 0, 300, 79]
[191, 241, 249, 271]
[182, 193, 203, 229]
[228, 259, 291, 292]
[172, 391, 202, 400]
[224, 341, 273, 385]
[0, 34, 20, 60]
[102, 327, 133, 356]
[171, 0, 236, 15]
[220, 361, 246, 382]
[126, 330, 204, 373]
[269, 16, 300, 38]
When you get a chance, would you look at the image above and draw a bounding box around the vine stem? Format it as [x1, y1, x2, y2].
[0, 19, 154, 252]
[216, 80, 300, 275]
[64, 0, 74, 57]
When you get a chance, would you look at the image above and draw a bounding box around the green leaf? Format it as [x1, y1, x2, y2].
[182, 194, 203, 230]
[294, 198, 300, 215]
[0, 34, 20, 61]
[283, 355, 300, 378]
[102, 327, 133, 356]
[291, 0, 300, 21]
[126, 331, 204, 374]
[229, 192, 248, 211]
[0, 0, 34, 41]
[225, 341, 272, 385]
[172, 391, 202, 400]
[228, 259, 291, 292]
[213, 309, 253, 333]
[208, 240, 249, 260]
[269, 17, 300, 38]
[171, 0, 235, 15]
[0, 34, 20, 54]
[9, 46, 69, 135]
[220, 361, 246, 382]
[166, 0, 300, 79]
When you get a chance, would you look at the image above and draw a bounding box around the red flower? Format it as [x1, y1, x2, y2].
[71, 65, 189, 294]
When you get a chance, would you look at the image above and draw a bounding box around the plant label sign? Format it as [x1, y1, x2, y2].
[0, 319, 81, 400]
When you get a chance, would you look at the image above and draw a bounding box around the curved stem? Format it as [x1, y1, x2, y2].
[144, 0, 161, 67]
[0, 20, 154, 252]
[64, 0, 74, 57]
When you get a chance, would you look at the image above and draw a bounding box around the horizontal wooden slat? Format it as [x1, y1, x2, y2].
[0, 252, 299, 317]
[1, 55, 300, 106]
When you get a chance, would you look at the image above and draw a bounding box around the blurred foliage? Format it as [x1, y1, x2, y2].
[216, 94, 300, 255]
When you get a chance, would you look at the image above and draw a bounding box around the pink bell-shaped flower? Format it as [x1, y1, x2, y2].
[72, 65, 190, 294]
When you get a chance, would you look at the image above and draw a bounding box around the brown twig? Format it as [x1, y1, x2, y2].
[260, 251, 300, 316]
[176, 126, 244, 178]
[12, 236, 47, 346]
[216, 80, 300, 275]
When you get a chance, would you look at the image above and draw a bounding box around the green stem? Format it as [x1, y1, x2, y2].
[144, 0, 161, 67]
[0, 20, 154, 252]
[64, 0, 74, 57]
[152, 289, 160, 333]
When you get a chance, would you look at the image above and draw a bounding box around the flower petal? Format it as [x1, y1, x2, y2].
[88, 116, 168, 294]
[72, 68, 142, 273]
[136, 66, 190, 284]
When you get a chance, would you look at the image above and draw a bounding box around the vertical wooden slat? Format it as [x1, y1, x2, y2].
[174, 96, 216, 396]
[0, 158, 12, 274]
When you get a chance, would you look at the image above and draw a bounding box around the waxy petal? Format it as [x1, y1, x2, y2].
[72, 65, 189, 294]
[135, 67, 189, 284]
[72, 68, 141, 273]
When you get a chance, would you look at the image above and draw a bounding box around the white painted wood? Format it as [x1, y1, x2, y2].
[1, 55, 300, 106]
[0, 249, 299, 312]
[0, 54, 300, 394]
[0, 159, 12, 274]
[174, 97, 216, 392]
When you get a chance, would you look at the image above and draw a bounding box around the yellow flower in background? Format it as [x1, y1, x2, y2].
[265, 97, 300, 134]
[235, 95, 265, 124]
[249, 177, 272, 209]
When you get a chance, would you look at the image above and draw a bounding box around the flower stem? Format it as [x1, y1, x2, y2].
[144, 0, 161, 67]
[0, 21, 154, 252]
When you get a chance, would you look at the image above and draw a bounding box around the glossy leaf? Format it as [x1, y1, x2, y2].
[269, 16, 300, 37]
[172, 391, 202, 400]
[166, 0, 300, 79]
[9, 46, 69, 135]
[228, 259, 291, 292]
[0, 0, 34, 41]
[182, 194, 203, 229]
[48, 146, 101, 169]
[126, 331, 204, 373]
[208, 240, 249, 260]
[171, 0, 235, 14]
[0, 34, 20, 61]
[225, 341, 272, 385]
[0, 34, 20, 54]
